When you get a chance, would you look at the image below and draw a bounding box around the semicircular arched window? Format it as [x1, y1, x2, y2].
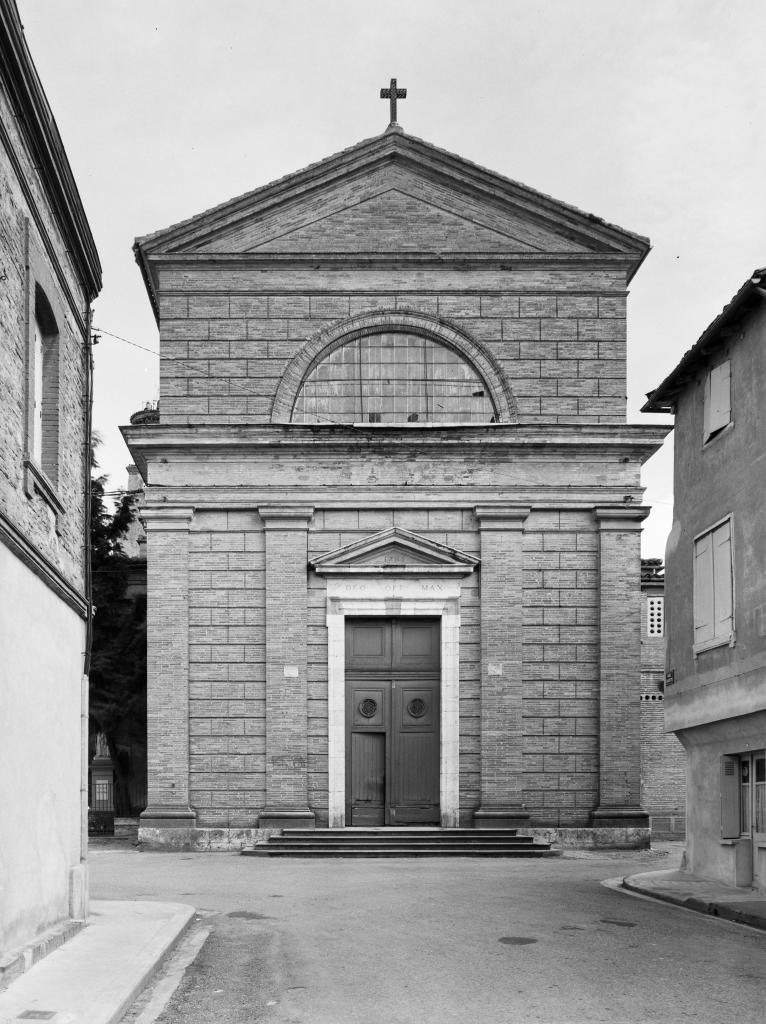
[291, 332, 497, 424]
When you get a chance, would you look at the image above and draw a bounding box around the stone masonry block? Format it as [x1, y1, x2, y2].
[520, 296, 556, 318]
[268, 296, 310, 317]
[481, 296, 519, 317]
[557, 296, 597, 317]
[598, 296, 626, 317]
[502, 320, 540, 341]
[230, 296, 268, 318]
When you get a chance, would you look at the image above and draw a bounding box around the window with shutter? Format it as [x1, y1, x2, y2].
[703, 360, 731, 442]
[693, 517, 734, 653]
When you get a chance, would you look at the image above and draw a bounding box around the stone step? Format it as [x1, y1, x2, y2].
[242, 827, 555, 858]
[272, 828, 526, 838]
[244, 844, 555, 858]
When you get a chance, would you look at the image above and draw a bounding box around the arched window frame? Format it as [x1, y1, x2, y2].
[270, 309, 517, 424]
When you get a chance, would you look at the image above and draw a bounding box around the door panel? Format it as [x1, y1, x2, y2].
[345, 618, 440, 826]
[393, 620, 440, 671]
[346, 620, 392, 671]
[350, 733, 385, 826]
[392, 681, 440, 823]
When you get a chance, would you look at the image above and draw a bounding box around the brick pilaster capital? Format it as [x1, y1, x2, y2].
[593, 505, 651, 531]
[258, 505, 314, 530]
[474, 505, 531, 531]
[141, 506, 195, 531]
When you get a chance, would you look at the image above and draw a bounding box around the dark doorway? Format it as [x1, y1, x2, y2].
[345, 618, 440, 826]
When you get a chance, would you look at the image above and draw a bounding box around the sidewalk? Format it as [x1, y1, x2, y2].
[623, 868, 766, 931]
[0, 901, 194, 1024]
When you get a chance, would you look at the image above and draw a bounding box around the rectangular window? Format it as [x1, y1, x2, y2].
[723, 752, 766, 838]
[646, 596, 664, 636]
[693, 517, 733, 653]
[703, 359, 731, 442]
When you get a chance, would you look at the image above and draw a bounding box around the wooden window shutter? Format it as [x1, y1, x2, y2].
[721, 755, 741, 838]
[693, 532, 714, 643]
[705, 361, 731, 439]
[712, 520, 733, 639]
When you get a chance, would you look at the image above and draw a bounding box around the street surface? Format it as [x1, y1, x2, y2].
[91, 844, 766, 1024]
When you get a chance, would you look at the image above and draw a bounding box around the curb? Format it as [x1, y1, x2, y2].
[100, 903, 197, 1024]
[621, 877, 766, 932]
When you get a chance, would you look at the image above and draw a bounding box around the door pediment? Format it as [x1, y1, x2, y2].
[310, 526, 478, 576]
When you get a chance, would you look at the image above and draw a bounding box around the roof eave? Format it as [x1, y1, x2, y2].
[643, 268, 766, 413]
[0, 0, 101, 298]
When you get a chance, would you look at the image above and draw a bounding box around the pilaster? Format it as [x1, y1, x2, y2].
[258, 505, 315, 829]
[591, 506, 650, 828]
[473, 506, 531, 828]
[140, 506, 196, 828]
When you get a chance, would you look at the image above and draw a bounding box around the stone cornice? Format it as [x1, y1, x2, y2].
[258, 505, 314, 529]
[141, 506, 195, 530]
[0, 506, 87, 618]
[144, 251, 638, 269]
[122, 422, 670, 479]
[311, 526, 477, 576]
[475, 506, 531, 530]
[593, 505, 652, 529]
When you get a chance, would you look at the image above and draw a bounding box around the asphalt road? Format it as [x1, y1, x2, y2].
[91, 845, 766, 1024]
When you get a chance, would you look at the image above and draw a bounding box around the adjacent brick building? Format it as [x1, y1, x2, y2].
[644, 267, 766, 888]
[639, 559, 686, 838]
[0, 0, 100, 965]
[124, 125, 669, 849]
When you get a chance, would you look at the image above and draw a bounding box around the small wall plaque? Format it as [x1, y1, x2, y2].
[283, 665, 299, 677]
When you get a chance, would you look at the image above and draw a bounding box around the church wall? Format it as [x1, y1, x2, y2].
[181, 501, 613, 830]
[521, 510, 600, 826]
[156, 271, 627, 428]
[187, 512, 267, 828]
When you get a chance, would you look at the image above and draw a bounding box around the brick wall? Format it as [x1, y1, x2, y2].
[181, 505, 619, 828]
[187, 511, 266, 828]
[639, 584, 686, 837]
[0, 84, 87, 593]
[521, 511, 600, 826]
[157, 280, 627, 428]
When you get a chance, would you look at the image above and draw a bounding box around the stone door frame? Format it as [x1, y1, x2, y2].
[325, 576, 462, 828]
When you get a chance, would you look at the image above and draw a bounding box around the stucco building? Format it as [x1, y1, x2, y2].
[124, 121, 668, 850]
[0, 0, 100, 967]
[644, 267, 766, 888]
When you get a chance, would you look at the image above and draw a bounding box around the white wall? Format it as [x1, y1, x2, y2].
[0, 545, 86, 956]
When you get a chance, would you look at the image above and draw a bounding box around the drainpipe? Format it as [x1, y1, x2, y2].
[76, 304, 95, 918]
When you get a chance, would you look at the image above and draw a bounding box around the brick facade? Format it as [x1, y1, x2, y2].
[125, 128, 669, 846]
[1, 0, 100, 959]
[638, 561, 686, 839]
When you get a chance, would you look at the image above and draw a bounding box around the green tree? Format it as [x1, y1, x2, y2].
[89, 470, 146, 817]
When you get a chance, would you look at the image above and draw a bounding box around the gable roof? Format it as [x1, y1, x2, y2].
[643, 267, 766, 413]
[134, 126, 650, 317]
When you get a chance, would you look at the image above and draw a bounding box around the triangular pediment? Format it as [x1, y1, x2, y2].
[310, 527, 478, 576]
[136, 131, 648, 261]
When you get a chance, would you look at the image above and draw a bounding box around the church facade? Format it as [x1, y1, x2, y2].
[125, 126, 668, 848]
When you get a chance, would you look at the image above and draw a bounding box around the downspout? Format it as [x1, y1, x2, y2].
[76, 303, 95, 919]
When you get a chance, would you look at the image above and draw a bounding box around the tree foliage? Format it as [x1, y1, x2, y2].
[89, 469, 146, 816]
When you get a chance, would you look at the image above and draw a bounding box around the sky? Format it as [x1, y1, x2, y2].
[16, 0, 766, 557]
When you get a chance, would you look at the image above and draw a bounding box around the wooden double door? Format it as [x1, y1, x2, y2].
[345, 618, 440, 826]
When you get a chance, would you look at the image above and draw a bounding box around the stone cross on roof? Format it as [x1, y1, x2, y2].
[380, 78, 407, 127]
